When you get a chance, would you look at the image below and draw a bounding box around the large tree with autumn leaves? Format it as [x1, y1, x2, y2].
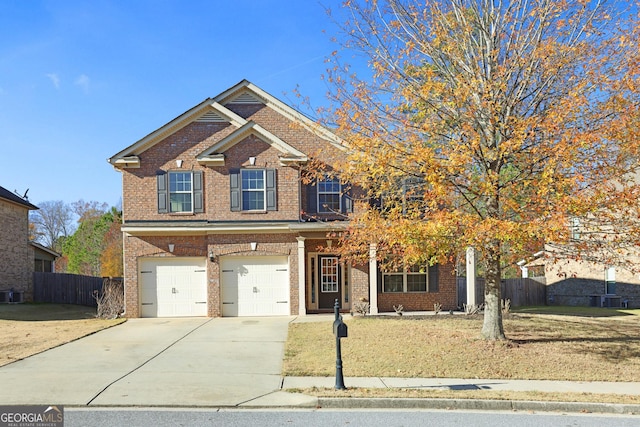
[325, 0, 640, 339]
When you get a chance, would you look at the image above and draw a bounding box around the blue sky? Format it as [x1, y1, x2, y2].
[0, 0, 351, 208]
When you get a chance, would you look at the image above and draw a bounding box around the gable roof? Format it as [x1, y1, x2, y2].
[30, 241, 61, 258]
[0, 185, 38, 210]
[108, 79, 344, 169]
[214, 80, 344, 148]
[196, 121, 308, 166]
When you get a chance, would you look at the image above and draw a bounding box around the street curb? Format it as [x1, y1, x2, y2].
[317, 397, 640, 414]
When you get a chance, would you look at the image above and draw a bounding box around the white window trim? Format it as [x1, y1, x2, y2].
[169, 171, 193, 213]
[571, 217, 581, 240]
[241, 169, 266, 211]
[382, 268, 428, 293]
[317, 177, 342, 213]
[320, 256, 339, 293]
[605, 267, 616, 295]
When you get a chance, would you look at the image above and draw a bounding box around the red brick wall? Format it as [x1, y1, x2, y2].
[122, 122, 233, 222]
[207, 234, 298, 316]
[226, 104, 345, 160]
[119, 100, 371, 317]
[122, 233, 298, 318]
[207, 136, 301, 221]
[122, 103, 348, 223]
[377, 262, 457, 312]
[0, 200, 32, 300]
[351, 264, 370, 305]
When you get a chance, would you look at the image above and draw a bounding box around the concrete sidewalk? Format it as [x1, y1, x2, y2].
[282, 376, 640, 395]
[271, 376, 640, 414]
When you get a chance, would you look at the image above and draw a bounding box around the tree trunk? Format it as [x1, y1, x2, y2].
[481, 245, 506, 340]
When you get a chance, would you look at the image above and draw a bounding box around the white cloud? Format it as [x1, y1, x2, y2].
[75, 74, 90, 94]
[46, 73, 60, 89]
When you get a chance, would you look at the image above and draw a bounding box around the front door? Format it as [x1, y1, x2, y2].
[318, 255, 341, 309]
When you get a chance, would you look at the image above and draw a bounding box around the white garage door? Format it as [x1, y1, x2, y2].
[139, 257, 207, 317]
[220, 256, 290, 316]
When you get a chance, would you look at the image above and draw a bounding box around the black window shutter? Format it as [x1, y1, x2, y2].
[428, 263, 439, 292]
[230, 169, 240, 212]
[342, 184, 353, 214]
[266, 168, 277, 211]
[193, 171, 203, 213]
[157, 172, 168, 214]
[307, 183, 317, 214]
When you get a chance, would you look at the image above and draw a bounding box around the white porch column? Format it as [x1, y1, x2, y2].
[520, 266, 528, 278]
[466, 247, 477, 307]
[369, 243, 379, 315]
[297, 237, 306, 316]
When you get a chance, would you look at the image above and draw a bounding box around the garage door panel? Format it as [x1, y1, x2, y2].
[139, 258, 207, 318]
[220, 256, 290, 317]
[221, 264, 238, 317]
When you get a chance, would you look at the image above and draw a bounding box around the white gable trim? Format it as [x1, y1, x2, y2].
[207, 102, 246, 127]
[196, 121, 308, 166]
[108, 101, 248, 169]
[109, 80, 342, 170]
[108, 98, 215, 168]
[215, 80, 346, 151]
[112, 155, 141, 168]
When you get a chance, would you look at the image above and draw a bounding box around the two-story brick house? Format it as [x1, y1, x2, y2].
[0, 185, 39, 302]
[109, 80, 456, 318]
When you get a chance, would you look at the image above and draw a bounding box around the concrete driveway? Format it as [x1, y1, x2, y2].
[0, 317, 293, 407]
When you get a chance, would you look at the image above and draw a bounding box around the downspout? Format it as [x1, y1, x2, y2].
[118, 167, 127, 317]
[298, 163, 304, 222]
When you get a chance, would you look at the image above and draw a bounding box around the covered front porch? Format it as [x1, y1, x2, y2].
[295, 234, 379, 315]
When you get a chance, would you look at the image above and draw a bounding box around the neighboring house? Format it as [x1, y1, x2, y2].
[30, 241, 60, 273]
[517, 172, 640, 309]
[108, 80, 457, 318]
[546, 258, 638, 308]
[521, 253, 639, 308]
[0, 185, 39, 302]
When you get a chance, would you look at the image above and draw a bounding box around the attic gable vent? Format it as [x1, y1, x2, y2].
[230, 92, 263, 104]
[196, 111, 226, 123]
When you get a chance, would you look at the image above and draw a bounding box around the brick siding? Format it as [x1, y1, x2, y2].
[0, 200, 33, 300]
[546, 259, 640, 308]
[377, 262, 458, 312]
[123, 233, 298, 317]
[119, 96, 386, 317]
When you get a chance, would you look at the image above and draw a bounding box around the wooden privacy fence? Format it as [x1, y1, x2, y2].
[457, 277, 546, 308]
[33, 273, 122, 307]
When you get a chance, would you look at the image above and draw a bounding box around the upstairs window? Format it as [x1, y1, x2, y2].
[305, 174, 353, 217]
[157, 171, 203, 214]
[242, 169, 265, 211]
[230, 169, 277, 212]
[170, 172, 193, 212]
[318, 176, 342, 213]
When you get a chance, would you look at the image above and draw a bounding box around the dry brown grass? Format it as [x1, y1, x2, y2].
[0, 303, 125, 366]
[284, 310, 640, 381]
[292, 387, 640, 405]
